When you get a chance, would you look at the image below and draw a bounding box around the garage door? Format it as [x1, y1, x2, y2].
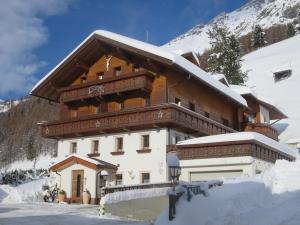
[190, 170, 243, 182]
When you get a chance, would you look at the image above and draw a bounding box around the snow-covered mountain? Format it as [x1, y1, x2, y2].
[164, 0, 300, 54]
[0, 99, 22, 113]
[242, 35, 300, 143]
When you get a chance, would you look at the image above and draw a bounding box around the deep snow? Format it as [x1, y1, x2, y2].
[242, 35, 300, 143]
[155, 159, 300, 225]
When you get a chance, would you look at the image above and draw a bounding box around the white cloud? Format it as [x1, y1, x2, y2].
[0, 0, 74, 97]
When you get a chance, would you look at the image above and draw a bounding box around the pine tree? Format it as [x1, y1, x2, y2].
[26, 134, 36, 161]
[296, 9, 300, 33]
[207, 22, 247, 85]
[251, 25, 267, 49]
[287, 23, 296, 37]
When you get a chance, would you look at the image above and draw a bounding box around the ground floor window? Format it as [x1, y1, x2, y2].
[141, 173, 150, 184]
[115, 174, 123, 186]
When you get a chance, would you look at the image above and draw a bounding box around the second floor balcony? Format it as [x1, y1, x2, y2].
[59, 70, 154, 103]
[244, 123, 279, 141]
[41, 103, 235, 139]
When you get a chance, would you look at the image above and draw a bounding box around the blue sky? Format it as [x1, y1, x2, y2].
[0, 0, 246, 100]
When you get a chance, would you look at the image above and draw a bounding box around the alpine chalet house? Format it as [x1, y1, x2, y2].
[31, 30, 296, 204]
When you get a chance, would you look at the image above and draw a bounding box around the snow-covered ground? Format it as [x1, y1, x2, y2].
[242, 35, 300, 143]
[155, 159, 300, 225]
[0, 203, 149, 225]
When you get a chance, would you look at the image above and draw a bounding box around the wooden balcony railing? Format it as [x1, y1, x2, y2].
[59, 70, 154, 103]
[244, 123, 279, 141]
[41, 103, 235, 139]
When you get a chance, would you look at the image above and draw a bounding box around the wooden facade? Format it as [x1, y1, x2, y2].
[168, 140, 295, 163]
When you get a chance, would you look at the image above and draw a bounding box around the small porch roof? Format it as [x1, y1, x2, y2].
[50, 154, 117, 172]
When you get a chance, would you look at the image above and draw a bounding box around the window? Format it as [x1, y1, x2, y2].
[189, 102, 195, 112]
[144, 97, 150, 107]
[97, 72, 104, 80]
[133, 65, 140, 72]
[221, 118, 229, 126]
[81, 77, 87, 84]
[120, 101, 124, 111]
[92, 140, 99, 154]
[273, 69, 292, 82]
[70, 142, 77, 154]
[141, 173, 150, 184]
[115, 174, 123, 186]
[114, 66, 122, 76]
[116, 137, 123, 152]
[175, 98, 181, 106]
[204, 112, 210, 118]
[142, 135, 150, 149]
[175, 135, 181, 144]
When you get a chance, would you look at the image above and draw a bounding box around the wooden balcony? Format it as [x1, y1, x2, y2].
[59, 70, 154, 103]
[244, 123, 279, 141]
[41, 103, 235, 139]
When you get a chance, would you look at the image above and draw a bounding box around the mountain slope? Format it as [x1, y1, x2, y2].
[164, 0, 300, 54]
[242, 35, 300, 142]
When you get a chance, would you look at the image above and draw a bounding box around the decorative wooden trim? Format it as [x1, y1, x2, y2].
[110, 151, 125, 155]
[244, 123, 279, 141]
[171, 139, 295, 163]
[41, 103, 235, 139]
[87, 153, 100, 157]
[136, 149, 152, 153]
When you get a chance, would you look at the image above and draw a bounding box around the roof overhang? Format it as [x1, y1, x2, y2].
[31, 30, 247, 107]
[50, 154, 117, 172]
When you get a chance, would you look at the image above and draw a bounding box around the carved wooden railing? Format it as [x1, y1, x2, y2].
[59, 70, 154, 103]
[244, 123, 279, 141]
[41, 103, 235, 139]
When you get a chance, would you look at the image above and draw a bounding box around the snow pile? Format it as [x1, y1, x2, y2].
[155, 159, 300, 225]
[0, 154, 56, 172]
[242, 35, 300, 142]
[100, 187, 170, 204]
[0, 178, 49, 204]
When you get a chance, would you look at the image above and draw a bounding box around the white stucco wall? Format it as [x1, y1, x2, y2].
[57, 128, 169, 186]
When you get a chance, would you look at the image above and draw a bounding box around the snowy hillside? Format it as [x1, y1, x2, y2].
[242, 35, 300, 143]
[155, 159, 300, 225]
[0, 99, 22, 113]
[164, 0, 300, 54]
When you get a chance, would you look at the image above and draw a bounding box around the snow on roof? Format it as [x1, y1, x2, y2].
[50, 154, 107, 168]
[31, 30, 247, 107]
[286, 137, 300, 144]
[177, 132, 297, 158]
[230, 84, 287, 116]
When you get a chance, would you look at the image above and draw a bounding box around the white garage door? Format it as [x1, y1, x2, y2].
[190, 170, 243, 182]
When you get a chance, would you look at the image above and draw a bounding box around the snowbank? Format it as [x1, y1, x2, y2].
[0, 154, 56, 172]
[155, 159, 300, 225]
[0, 178, 48, 204]
[100, 187, 170, 204]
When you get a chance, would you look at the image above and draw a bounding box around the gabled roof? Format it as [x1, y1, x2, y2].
[178, 132, 297, 158]
[50, 154, 117, 172]
[31, 30, 247, 107]
[230, 84, 287, 120]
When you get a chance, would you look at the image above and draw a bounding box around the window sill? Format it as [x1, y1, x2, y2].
[87, 153, 100, 157]
[136, 149, 152, 153]
[111, 151, 125, 155]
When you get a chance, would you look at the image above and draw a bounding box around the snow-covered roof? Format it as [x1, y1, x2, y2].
[230, 84, 287, 118]
[177, 132, 297, 158]
[211, 73, 230, 86]
[286, 137, 300, 144]
[31, 30, 247, 107]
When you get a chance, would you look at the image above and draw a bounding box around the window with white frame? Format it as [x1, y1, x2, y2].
[116, 137, 123, 152]
[141, 173, 150, 184]
[70, 142, 77, 154]
[92, 140, 99, 154]
[115, 174, 123, 186]
[141, 134, 150, 149]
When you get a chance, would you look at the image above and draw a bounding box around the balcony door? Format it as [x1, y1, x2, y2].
[71, 170, 84, 203]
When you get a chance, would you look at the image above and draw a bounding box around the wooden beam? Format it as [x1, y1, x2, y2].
[74, 58, 89, 72]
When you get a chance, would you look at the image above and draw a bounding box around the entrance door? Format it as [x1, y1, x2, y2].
[71, 170, 84, 203]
